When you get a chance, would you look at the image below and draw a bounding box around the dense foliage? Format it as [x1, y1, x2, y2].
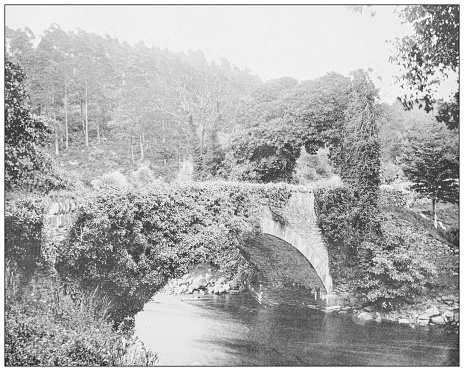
[5, 267, 157, 366]
[392, 5, 459, 129]
[5, 59, 70, 192]
[314, 186, 440, 306]
[5, 196, 48, 278]
[53, 183, 292, 325]
[227, 70, 381, 190]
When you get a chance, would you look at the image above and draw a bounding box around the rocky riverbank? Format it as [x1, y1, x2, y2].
[324, 291, 459, 333]
[158, 270, 243, 298]
[154, 266, 459, 335]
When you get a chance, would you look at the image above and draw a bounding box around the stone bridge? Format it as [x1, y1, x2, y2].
[43, 187, 333, 294]
[253, 191, 333, 294]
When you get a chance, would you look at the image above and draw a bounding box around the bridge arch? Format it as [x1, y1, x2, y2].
[260, 215, 333, 294]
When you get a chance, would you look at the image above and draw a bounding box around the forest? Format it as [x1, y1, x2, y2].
[5, 21, 458, 195]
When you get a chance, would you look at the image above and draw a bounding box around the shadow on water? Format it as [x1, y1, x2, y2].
[135, 232, 458, 366]
[135, 292, 459, 366]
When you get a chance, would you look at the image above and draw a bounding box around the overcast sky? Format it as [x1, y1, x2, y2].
[5, 4, 456, 103]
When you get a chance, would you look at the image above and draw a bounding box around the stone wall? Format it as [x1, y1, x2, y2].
[260, 190, 333, 293]
[42, 195, 79, 265]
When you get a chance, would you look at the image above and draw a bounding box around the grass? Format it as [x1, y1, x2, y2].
[5, 261, 158, 366]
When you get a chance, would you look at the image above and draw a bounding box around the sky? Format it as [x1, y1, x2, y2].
[4, 4, 457, 104]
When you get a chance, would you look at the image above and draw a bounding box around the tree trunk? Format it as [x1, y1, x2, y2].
[130, 135, 135, 164]
[140, 132, 145, 162]
[55, 129, 59, 156]
[80, 100, 85, 135]
[64, 86, 68, 149]
[432, 198, 438, 229]
[97, 122, 101, 145]
[85, 78, 89, 147]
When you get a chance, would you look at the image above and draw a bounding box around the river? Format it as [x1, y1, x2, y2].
[134, 289, 459, 366]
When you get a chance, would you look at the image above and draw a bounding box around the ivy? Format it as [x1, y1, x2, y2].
[55, 182, 293, 325]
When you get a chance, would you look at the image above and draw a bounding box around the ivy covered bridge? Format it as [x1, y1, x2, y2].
[27, 183, 333, 319]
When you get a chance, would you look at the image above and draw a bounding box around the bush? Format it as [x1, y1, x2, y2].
[379, 186, 408, 208]
[314, 186, 438, 306]
[56, 182, 293, 326]
[5, 196, 48, 277]
[129, 164, 158, 187]
[99, 170, 129, 189]
[355, 219, 437, 307]
[5, 274, 157, 366]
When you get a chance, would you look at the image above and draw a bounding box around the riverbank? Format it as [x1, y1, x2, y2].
[324, 290, 459, 333]
[5, 267, 158, 366]
[158, 265, 459, 335]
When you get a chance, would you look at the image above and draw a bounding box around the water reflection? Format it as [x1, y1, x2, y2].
[135, 292, 459, 366]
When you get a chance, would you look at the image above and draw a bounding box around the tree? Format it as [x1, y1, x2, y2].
[391, 5, 459, 129]
[402, 122, 459, 228]
[5, 59, 54, 191]
[227, 73, 351, 183]
[342, 70, 381, 194]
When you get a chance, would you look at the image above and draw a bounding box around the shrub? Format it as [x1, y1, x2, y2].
[379, 186, 408, 208]
[314, 186, 438, 306]
[56, 182, 293, 326]
[355, 219, 437, 307]
[5, 196, 48, 278]
[129, 164, 158, 187]
[99, 170, 129, 189]
[5, 274, 157, 366]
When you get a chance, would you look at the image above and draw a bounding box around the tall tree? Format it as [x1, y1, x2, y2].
[5, 59, 53, 190]
[402, 122, 459, 228]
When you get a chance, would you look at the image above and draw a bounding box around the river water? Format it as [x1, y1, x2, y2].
[134, 289, 459, 366]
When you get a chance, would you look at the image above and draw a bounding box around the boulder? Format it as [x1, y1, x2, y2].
[187, 284, 195, 294]
[425, 306, 440, 317]
[174, 286, 183, 295]
[216, 277, 227, 285]
[453, 311, 460, 322]
[193, 277, 208, 290]
[180, 284, 188, 293]
[362, 306, 374, 313]
[443, 310, 454, 320]
[222, 283, 230, 292]
[430, 315, 446, 325]
[374, 312, 382, 323]
[219, 286, 227, 294]
[213, 285, 222, 294]
[358, 312, 373, 321]
[398, 319, 409, 324]
[349, 297, 360, 306]
[207, 286, 215, 294]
